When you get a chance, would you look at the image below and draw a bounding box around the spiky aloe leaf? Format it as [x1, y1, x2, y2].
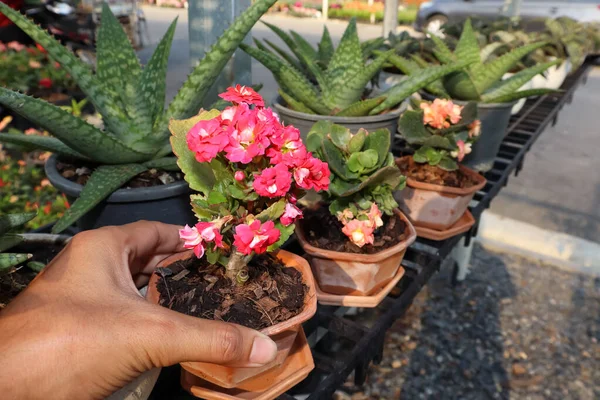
[386, 53, 421, 74]
[279, 90, 316, 114]
[140, 18, 177, 127]
[428, 33, 454, 64]
[0, 212, 36, 236]
[161, 0, 277, 133]
[51, 164, 148, 233]
[0, 234, 23, 253]
[290, 31, 318, 63]
[0, 88, 151, 163]
[0, 2, 137, 144]
[472, 41, 549, 95]
[326, 49, 394, 109]
[361, 37, 385, 61]
[143, 157, 179, 171]
[0, 254, 32, 272]
[169, 111, 222, 194]
[241, 44, 330, 114]
[318, 26, 334, 67]
[482, 88, 559, 104]
[261, 20, 307, 67]
[481, 60, 560, 102]
[0, 133, 88, 160]
[263, 39, 305, 72]
[371, 61, 472, 115]
[453, 19, 480, 67]
[334, 97, 386, 117]
[326, 18, 363, 93]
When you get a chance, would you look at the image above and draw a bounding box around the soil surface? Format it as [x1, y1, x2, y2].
[155, 254, 307, 331]
[334, 245, 600, 400]
[0, 243, 65, 309]
[57, 161, 183, 189]
[397, 157, 480, 189]
[301, 206, 406, 254]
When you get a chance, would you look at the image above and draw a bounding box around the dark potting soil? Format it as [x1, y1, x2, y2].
[397, 157, 479, 189]
[301, 206, 406, 254]
[57, 161, 183, 189]
[155, 254, 308, 331]
[0, 243, 65, 309]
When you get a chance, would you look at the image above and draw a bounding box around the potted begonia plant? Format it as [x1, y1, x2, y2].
[295, 121, 416, 307]
[147, 87, 328, 396]
[396, 99, 486, 240]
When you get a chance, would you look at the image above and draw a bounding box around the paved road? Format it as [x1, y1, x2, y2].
[139, 6, 600, 244]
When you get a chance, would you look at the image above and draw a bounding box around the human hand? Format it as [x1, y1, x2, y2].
[0, 221, 278, 400]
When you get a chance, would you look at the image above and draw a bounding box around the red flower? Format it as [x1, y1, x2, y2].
[187, 117, 229, 163]
[293, 153, 330, 192]
[39, 78, 53, 89]
[196, 221, 224, 249]
[219, 84, 265, 107]
[280, 202, 303, 226]
[267, 125, 307, 167]
[0, 178, 5, 187]
[233, 220, 280, 255]
[43, 202, 52, 215]
[253, 163, 292, 198]
[36, 43, 47, 53]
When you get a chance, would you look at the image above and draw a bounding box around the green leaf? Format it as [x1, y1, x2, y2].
[358, 149, 379, 169]
[330, 125, 352, 151]
[326, 18, 363, 93]
[51, 164, 148, 233]
[0, 234, 24, 252]
[164, 0, 278, 126]
[168, 111, 221, 194]
[317, 26, 334, 67]
[0, 212, 37, 236]
[306, 120, 331, 153]
[336, 166, 405, 197]
[206, 248, 220, 265]
[362, 128, 391, 169]
[278, 90, 315, 114]
[291, 31, 318, 64]
[267, 222, 295, 252]
[480, 42, 506, 62]
[422, 135, 454, 150]
[438, 156, 459, 171]
[0, 88, 151, 163]
[348, 129, 367, 153]
[329, 176, 356, 197]
[482, 88, 560, 104]
[442, 71, 480, 100]
[27, 261, 46, 272]
[322, 140, 358, 181]
[0, 254, 32, 271]
[412, 149, 428, 163]
[453, 18, 481, 67]
[255, 199, 287, 223]
[398, 110, 433, 144]
[428, 33, 455, 64]
[0, 133, 89, 160]
[371, 61, 472, 115]
[261, 20, 307, 68]
[263, 39, 305, 72]
[208, 190, 227, 205]
[143, 157, 179, 171]
[385, 53, 421, 75]
[334, 97, 386, 117]
[424, 146, 443, 165]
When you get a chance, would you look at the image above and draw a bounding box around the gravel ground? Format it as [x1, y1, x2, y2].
[335, 244, 600, 400]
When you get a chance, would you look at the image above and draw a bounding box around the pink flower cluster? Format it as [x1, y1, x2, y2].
[420, 99, 463, 130]
[179, 221, 224, 258]
[338, 204, 384, 248]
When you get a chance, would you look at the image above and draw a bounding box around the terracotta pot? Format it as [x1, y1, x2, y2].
[146, 249, 316, 390]
[394, 156, 486, 230]
[296, 208, 416, 296]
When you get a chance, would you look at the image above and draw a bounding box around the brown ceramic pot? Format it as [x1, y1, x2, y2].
[146, 249, 317, 390]
[394, 156, 486, 230]
[296, 208, 416, 296]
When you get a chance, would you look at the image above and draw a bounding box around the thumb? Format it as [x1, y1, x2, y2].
[138, 305, 279, 368]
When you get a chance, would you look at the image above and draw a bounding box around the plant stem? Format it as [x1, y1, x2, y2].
[226, 250, 248, 283]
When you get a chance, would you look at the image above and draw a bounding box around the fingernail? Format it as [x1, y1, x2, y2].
[249, 335, 277, 365]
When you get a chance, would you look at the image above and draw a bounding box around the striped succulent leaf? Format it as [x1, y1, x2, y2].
[0, 235, 24, 253]
[261, 20, 306, 65]
[0, 133, 88, 160]
[326, 18, 363, 92]
[0, 254, 32, 272]
[482, 88, 559, 104]
[334, 97, 387, 117]
[290, 31, 318, 63]
[143, 157, 180, 171]
[262, 39, 305, 71]
[317, 27, 335, 67]
[51, 164, 149, 234]
[279, 90, 316, 114]
[0, 212, 37, 237]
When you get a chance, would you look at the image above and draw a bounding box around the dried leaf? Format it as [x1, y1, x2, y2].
[257, 297, 279, 312]
[172, 269, 190, 281]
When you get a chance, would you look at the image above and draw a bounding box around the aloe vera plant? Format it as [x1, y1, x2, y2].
[306, 121, 405, 218]
[0, 0, 276, 233]
[430, 18, 561, 103]
[242, 18, 472, 117]
[0, 212, 36, 272]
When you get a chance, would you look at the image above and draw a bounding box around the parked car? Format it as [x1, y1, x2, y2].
[415, 0, 600, 34]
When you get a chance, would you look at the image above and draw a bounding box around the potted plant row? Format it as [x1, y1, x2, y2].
[242, 18, 470, 140]
[396, 98, 486, 240]
[149, 87, 328, 398]
[0, 0, 279, 234]
[295, 121, 416, 307]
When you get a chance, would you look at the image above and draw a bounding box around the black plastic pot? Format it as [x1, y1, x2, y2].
[45, 154, 195, 231]
[273, 97, 407, 141]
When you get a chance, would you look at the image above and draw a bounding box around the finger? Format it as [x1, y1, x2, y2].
[139, 306, 278, 368]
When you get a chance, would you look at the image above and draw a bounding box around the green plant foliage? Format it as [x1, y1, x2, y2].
[0, 0, 277, 232]
[0, 212, 36, 272]
[307, 121, 405, 217]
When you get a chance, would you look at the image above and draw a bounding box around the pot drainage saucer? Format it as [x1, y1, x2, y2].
[415, 210, 475, 241]
[314, 265, 405, 308]
[180, 328, 313, 400]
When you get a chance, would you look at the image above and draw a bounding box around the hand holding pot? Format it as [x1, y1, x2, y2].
[0, 221, 278, 400]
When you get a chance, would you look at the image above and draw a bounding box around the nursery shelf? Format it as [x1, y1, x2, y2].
[144, 60, 595, 400]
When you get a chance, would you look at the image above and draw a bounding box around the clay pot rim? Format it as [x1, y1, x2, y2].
[147, 249, 317, 337]
[396, 155, 487, 195]
[296, 208, 417, 263]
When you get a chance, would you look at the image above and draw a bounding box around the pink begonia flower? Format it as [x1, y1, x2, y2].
[187, 117, 228, 163]
[342, 219, 374, 248]
[280, 202, 303, 226]
[0, 43, 6, 52]
[196, 221, 224, 248]
[256, 106, 280, 124]
[219, 84, 265, 107]
[7, 41, 25, 52]
[368, 203, 384, 229]
[220, 106, 237, 124]
[420, 99, 463, 129]
[234, 171, 245, 181]
[468, 120, 481, 138]
[253, 163, 292, 198]
[179, 225, 205, 258]
[293, 153, 330, 191]
[224, 104, 271, 164]
[438, 99, 463, 124]
[451, 140, 472, 162]
[267, 125, 307, 166]
[336, 209, 354, 225]
[233, 220, 281, 255]
[28, 60, 42, 69]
